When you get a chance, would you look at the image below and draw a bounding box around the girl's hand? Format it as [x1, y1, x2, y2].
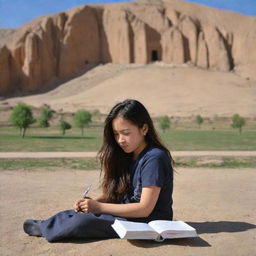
[77, 198, 101, 214]
[73, 197, 92, 212]
[73, 198, 84, 212]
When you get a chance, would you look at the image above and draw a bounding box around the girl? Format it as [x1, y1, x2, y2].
[23, 99, 174, 242]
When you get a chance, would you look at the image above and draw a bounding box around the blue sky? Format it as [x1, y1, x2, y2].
[0, 0, 255, 28]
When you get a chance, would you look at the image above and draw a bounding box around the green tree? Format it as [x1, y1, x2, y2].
[10, 103, 35, 138]
[59, 120, 72, 135]
[38, 108, 53, 128]
[231, 114, 246, 134]
[157, 115, 170, 133]
[196, 115, 204, 128]
[74, 110, 92, 136]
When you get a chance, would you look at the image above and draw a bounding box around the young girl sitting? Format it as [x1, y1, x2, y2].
[23, 99, 174, 242]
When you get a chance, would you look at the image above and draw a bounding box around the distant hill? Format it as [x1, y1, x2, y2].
[3, 63, 255, 118]
[0, 0, 255, 95]
[0, 0, 255, 118]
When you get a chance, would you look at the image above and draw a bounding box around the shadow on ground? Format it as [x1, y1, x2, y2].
[129, 236, 210, 248]
[188, 221, 256, 234]
[30, 136, 95, 139]
[128, 220, 255, 248]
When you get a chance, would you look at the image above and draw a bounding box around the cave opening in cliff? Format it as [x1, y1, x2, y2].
[151, 50, 159, 61]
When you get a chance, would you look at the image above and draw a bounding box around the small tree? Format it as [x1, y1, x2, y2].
[196, 115, 204, 128]
[157, 115, 170, 133]
[59, 120, 72, 135]
[38, 108, 53, 128]
[231, 114, 245, 134]
[10, 103, 35, 138]
[74, 110, 92, 136]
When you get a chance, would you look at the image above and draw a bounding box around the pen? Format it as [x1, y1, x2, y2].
[83, 184, 92, 198]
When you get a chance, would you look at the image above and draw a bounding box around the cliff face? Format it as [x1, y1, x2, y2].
[0, 0, 255, 95]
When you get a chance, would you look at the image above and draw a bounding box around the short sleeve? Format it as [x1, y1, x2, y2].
[141, 156, 165, 188]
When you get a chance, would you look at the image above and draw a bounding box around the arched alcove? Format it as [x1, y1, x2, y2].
[151, 50, 159, 61]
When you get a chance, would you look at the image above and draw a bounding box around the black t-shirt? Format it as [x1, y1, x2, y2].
[122, 146, 173, 223]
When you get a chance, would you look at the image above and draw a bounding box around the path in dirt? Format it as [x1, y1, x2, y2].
[0, 151, 255, 158]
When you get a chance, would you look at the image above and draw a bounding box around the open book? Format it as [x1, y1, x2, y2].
[112, 219, 197, 241]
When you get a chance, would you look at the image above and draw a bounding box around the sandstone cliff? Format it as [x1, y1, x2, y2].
[0, 0, 255, 95]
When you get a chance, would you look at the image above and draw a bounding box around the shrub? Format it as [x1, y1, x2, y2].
[59, 120, 72, 135]
[157, 116, 170, 133]
[196, 115, 204, 128]
[38, 108, 53, 128]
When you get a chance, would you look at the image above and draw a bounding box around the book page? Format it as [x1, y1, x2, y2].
[112, 220, 158, 240]
[116, 220, 153, 231]
[148, 220, 197, 239]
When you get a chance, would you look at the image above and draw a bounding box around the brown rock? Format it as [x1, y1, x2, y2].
[22, 33, 42, 90]
[145, 25, 162, 62]
[202, 25, 231, 72]
[58, 6, 100, 78]
[128, 5, 170, 33]
[165, 8, 180, 26]
[197, 31, 208, 68]
[161, 27, 184, 64]
[0, 0, 255, 95]
[0, 46, 13, 94]
[232, 20, 256, 79]
[178, 15, 198, 63]
[128, 12, 147, 63]
[40, 17, 58, 82]
[127, 10, 162, 63]
[103, 7, 131, 63]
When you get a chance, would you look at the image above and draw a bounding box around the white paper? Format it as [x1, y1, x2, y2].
[112, 220, 158, 240]
[149, 220, 197, 239]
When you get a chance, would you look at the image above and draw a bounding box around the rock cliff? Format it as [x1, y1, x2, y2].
[0, 0, 255, 95]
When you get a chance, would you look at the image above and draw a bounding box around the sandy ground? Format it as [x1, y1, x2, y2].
[3, 63, 256, 118]
[0, 167, 255, 256]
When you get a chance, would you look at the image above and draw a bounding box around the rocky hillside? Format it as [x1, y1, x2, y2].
[0, 0, 255, 95]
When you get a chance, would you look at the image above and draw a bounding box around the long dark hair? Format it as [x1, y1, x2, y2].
[98, 99, 174, 202]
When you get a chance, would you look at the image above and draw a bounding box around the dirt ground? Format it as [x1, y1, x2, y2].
[0, 167, 255, 256]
